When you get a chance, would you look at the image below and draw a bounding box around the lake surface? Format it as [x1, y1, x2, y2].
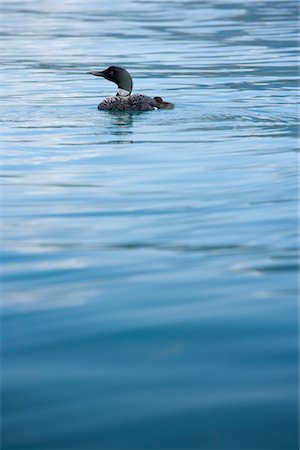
[1, 0, 299, 448]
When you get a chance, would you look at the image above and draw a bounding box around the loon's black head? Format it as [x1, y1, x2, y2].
[88, 66, 133, 95]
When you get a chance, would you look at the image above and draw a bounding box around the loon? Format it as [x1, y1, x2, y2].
[88, 66, 174, 112]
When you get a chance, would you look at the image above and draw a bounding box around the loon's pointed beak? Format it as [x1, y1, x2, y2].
[88, 71, 105, 77]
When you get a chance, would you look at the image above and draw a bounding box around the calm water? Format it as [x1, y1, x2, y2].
[1, 0, 299, 448]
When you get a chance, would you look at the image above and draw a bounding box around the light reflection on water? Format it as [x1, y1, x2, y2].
[1, 0, 299, 448]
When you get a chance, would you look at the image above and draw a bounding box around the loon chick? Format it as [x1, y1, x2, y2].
[88, 66, 174, 112]
[154, 97, 175, 110]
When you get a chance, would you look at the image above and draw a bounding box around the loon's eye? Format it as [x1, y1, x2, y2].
[109, 70, 114, 76]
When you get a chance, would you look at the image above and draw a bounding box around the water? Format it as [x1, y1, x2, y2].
[1, 0, 299, 448]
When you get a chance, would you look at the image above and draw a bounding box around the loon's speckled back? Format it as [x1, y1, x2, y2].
[88, 66, 174, 112]
[98, 94, 157, 112]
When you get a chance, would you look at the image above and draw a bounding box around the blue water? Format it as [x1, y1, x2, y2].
[1, 0, 299, 448]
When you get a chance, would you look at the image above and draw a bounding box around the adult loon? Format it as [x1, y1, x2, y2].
[88, 66, 174, 112]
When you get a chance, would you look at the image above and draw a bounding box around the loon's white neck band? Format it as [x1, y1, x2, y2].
[117, 88, 131, 97]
